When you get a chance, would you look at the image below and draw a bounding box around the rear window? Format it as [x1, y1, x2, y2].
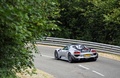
[72, 45, 86, 49]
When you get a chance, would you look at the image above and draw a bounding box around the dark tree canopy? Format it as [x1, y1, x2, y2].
[52, 0, 120, 45]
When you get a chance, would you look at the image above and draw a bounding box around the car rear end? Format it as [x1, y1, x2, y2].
[72, 47, 98, 61]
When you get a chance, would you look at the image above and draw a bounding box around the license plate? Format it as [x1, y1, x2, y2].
[82, 50, 87, 52]
[84, 54, 91, 58]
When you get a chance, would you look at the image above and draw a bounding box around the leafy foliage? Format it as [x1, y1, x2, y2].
[53, 0, 120, 45]
[0, 0, 59, 77]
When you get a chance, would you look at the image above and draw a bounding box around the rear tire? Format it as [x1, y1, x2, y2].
[68, 53, 74, 63]
[54, 51, 59, 60]
[93, 53, 98, 61]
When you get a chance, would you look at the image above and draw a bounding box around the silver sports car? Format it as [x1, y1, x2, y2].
[54, 44, 98, 63]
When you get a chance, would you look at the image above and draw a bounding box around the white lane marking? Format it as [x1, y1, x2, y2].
[42, 55, 54, 58]
[92, 70, 104, 77]
[79, 65, 105, 77]
[79, 65, 90, 70]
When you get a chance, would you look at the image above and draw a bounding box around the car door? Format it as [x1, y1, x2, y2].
[61, 46, 69, 57]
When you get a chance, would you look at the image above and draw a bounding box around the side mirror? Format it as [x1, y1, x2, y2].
[58, 49, 62, 51]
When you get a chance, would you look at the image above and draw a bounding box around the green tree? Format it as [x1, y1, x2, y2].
[53, 0, 120, 45]
[53, 0, 94, 40]
[0, 0, 59, 77]
[103, 0, 120, 45]
[85, 0, 120, 45]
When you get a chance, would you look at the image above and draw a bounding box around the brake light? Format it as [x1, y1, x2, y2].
[74, 51, 80, 55]
[91, 49, 96, 53]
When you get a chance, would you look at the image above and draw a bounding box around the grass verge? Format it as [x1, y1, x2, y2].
[98, 52, 120, 61]
[17, 69, 54, 78]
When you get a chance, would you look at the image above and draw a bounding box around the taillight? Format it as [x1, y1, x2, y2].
[91, 49, 96, 53]
[74, 51, 80, 55]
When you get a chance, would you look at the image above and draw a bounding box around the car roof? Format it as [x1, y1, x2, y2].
[68, 44, 83, 46]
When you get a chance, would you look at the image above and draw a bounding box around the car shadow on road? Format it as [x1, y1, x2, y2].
[74, 59, 97, 63]
[51, 58, 97, 64]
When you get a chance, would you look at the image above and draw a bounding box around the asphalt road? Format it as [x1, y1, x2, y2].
[34, 45, 120, 78]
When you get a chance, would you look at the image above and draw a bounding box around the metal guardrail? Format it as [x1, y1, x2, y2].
[36, 37, 120, 55]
